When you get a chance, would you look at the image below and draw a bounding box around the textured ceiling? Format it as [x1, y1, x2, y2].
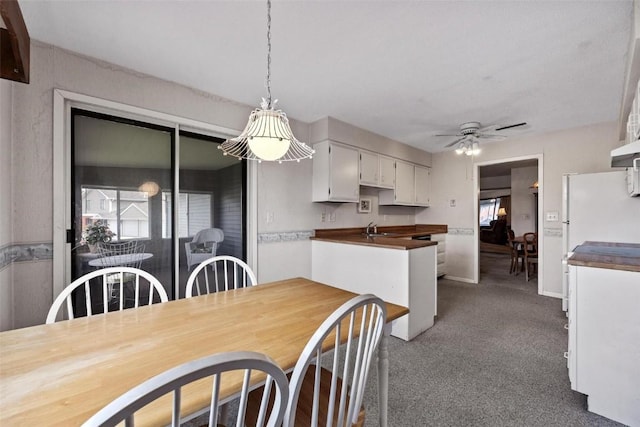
[19, 0, 633, 152]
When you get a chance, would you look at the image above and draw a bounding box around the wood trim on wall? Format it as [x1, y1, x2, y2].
[0, 0, 30, 83]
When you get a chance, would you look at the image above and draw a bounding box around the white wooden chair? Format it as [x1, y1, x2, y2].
[81, 351, 289, 427]
[185, 255, 257, 298]
[46, 267, 168, 324]
[247, 294, 387, 427]
[184, 228, 225, 271]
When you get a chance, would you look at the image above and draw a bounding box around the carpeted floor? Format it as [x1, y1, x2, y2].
[360, 252, 623, 426]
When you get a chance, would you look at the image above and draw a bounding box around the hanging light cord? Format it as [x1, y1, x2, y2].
[265, 0, 272, 109]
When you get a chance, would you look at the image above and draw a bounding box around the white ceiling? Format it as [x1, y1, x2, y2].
[19, 0, 633, 153]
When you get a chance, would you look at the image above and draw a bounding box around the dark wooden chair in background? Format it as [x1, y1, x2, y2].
[523, 232, 538, 282]
[507, 229, 525, 275]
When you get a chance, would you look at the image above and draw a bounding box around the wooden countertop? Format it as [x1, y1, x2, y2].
[312, 224, 446, 250]
[568, 241, 640, 272]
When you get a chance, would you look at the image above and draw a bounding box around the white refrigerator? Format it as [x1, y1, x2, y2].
[561, 170, 640, 311]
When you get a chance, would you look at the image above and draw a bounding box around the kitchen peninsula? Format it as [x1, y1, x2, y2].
[311, 224, 447, 341]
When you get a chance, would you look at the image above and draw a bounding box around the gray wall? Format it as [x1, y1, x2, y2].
[0, 79, 14, 330]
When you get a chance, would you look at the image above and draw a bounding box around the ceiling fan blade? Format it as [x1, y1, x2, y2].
[477, 133, 506, 140]
[495, 122, 527, 131]
[478, 124, 498, 133]
[445, 136, 466, 148]
[435, 133, 463, 137]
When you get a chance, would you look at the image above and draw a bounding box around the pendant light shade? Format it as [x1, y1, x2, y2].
[219, 101, 314, 162]
[218, 0, 314, 163]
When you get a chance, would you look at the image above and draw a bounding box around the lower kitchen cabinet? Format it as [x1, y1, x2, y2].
[567, 264, 640, 426]
[431, 233, 446, 277]
[312, 240, 437, 341]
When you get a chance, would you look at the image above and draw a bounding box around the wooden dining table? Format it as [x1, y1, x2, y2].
[0, 277, 408, 426]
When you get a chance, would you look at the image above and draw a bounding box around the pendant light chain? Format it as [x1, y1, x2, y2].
[265, 0, 272, 109]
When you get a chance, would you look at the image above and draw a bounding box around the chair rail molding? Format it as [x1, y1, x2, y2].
[0, 242, 53, 270]
[258, 230, 314, 244]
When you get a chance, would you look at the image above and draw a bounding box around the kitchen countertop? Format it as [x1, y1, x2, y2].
[568, 241, 640, 272]
[312, 224, 447, 250]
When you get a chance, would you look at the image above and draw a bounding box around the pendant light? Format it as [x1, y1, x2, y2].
[219, 0, 314, 163]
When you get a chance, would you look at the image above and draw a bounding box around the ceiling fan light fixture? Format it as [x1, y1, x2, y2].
[471, 141, 481, 155]
[455, 142, 466, 155]
[218, 0, 314, 163]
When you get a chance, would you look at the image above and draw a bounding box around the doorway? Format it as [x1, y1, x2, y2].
[474, 156, 543, 294]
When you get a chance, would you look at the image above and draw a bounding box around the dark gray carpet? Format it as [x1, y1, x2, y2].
[361, 252, 623, 426]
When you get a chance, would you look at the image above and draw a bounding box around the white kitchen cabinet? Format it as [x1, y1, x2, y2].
[359, 150, 379, 186]
[567, 263, 640, 426]
[359, 151, 395, 189]
[312, 141, 359, 202]
[379, 160, 414, 205]
[414, 165, 431, 206]
[379, 161, 431, 206]
[379, 155, 395, 188]
[431, 233, 446, 277]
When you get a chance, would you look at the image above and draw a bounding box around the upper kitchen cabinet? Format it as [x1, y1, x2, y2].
[312, 141, 360, 202]
[415, 165, 431, 206]
[359, 151, 395, 189]
[379, 161, 431, 207]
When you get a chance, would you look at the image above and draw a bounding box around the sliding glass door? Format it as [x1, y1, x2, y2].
[176, 131, 246, 297]
[71, 109, 245, 305]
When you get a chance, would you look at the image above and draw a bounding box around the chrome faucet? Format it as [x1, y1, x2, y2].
[366, 222, 377, 235]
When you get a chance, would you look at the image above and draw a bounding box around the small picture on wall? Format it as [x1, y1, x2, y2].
[358, 198, 372, 213]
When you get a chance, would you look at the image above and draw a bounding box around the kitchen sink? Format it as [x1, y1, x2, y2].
[363, 232, 397, 238]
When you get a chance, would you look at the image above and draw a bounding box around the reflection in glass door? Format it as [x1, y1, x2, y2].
[177, 131, 246, 298]
[70, 109, 247, 311]
[71, 109, 174, 305]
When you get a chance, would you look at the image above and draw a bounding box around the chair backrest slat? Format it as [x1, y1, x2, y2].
[46, 267, 168, 324]
[185, 256, 257, 298]
[284, 294, 387, 427]
[81, 351, 288, 427]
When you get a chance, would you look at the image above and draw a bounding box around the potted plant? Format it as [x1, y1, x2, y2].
[82, 221, 115, 253]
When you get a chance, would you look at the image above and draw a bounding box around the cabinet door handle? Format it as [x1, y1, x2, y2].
[563, 352, 569, 359]
[564, 323, 569, 330]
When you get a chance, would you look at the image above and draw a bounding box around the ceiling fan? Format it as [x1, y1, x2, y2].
[436, 121, 527, 154]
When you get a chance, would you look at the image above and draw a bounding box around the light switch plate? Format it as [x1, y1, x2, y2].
[546, 211, 559, 222]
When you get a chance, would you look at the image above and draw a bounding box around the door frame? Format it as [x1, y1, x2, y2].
[53, 89, 257, 300]
[473, 154, 544, 295]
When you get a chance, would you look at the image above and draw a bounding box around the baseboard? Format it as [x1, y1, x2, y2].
[442, 275, 476, 284]
[542, 290, 562, 299]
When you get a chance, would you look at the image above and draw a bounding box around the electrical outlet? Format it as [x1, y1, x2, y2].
[329, 212, 336, 222]
[450, 199, 456, 207]
[320, 213, 326, 222]
[266, 212, 274, 224]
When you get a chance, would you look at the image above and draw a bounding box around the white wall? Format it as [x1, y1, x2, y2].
[0, 79, 14, 331]
[510, 166, 538, 235]
[417, 121, 620, 296]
